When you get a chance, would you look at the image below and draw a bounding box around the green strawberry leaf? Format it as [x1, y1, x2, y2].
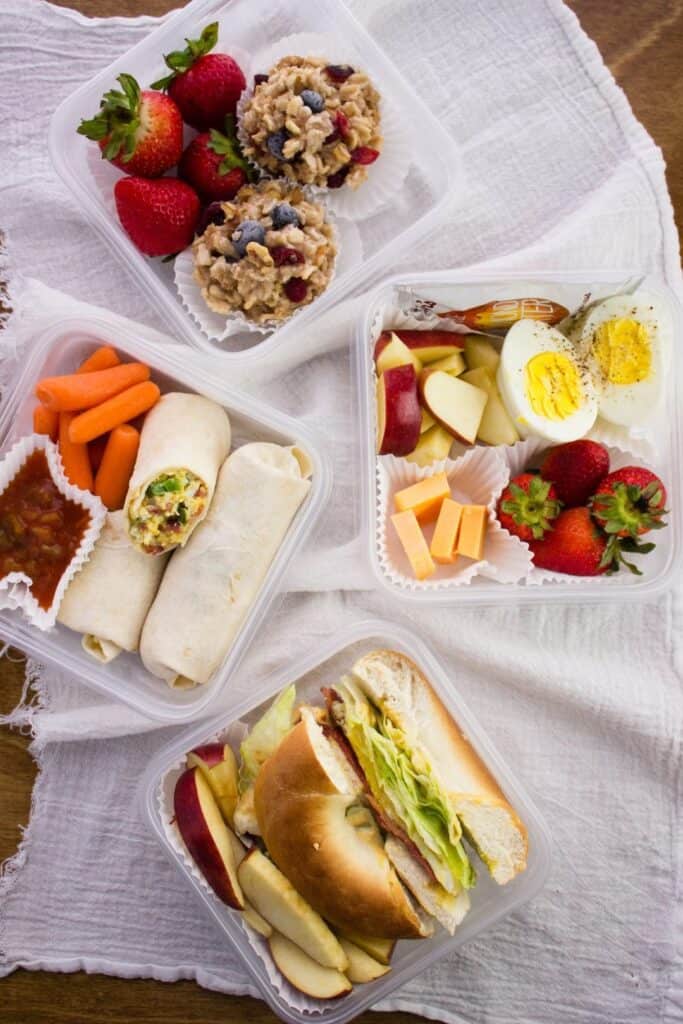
[153, 21, 219, 89]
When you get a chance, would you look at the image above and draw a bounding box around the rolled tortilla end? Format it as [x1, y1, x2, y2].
[124, 392, 231, 555]
[82, 635, 122, 664]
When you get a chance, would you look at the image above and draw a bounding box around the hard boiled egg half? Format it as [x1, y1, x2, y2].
[574, 292, 672, 427]
[497, 319, 598, 442]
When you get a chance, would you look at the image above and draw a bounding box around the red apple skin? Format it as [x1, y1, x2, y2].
[191, 743, 225, 768]
[173, 768, 244, 909]
[374, 330, 464, 362]
[377, 365, 421, 456]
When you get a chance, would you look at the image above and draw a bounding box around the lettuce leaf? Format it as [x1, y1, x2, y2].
[239, 684, 297, 791]
[338, 679, 475, 890]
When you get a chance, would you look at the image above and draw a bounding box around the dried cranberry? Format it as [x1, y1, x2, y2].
[325, 110, 350, 145]
[254, 73, 268, 86]
[326, 166, 350, 189]
[271, 246, 305, 266]
[351, 146, 380, 165]
[324, 64, 354, 83]
[196, 201, 226, 236]
[284, 278, 308, 303]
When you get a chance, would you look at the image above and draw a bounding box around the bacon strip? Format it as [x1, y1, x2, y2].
[321, 686, 439, 884]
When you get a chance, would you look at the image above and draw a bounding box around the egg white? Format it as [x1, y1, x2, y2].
[497, 319, 598, 443]
[576, 292, 672, 427]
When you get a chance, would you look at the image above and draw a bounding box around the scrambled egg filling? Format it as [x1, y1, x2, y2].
[524, 351, 583, 420]
[129, 470, 207, 554]
[592, 317, 651, 385]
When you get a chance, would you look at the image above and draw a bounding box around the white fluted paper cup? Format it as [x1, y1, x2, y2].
[0, 434, 106, 630]
[377, 447, 532, 590]
[158, 728, 331, 1015]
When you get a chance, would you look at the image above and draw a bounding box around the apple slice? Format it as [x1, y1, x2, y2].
[338, 938, 391, 983]
[376, 329, 465, 364]
[269, 933, 352, 1000]
[187, 743, 239, 825]
[427, 351, 466, 377]
[376, 365, 421, 456]
[243, 903, 273, 938]
[336, 930, 396, 965]
[405, 425, 453, 467]
[237, 849, 348, 970]
[461, 367, 519, 446]
[464, 336, 501, 373]
[174, 767, 245, 909]
[375, 332, 422, 374]
[420, 408, 435, 434]
[420, 370, 488, 445]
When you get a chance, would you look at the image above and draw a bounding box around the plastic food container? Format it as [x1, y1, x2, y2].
[140, 618, 552, 1024]
[0, 314, 331, 723]
[48, 0, 463, 364]
[357, 269, 683, 604]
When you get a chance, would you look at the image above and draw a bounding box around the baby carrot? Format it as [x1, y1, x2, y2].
[94, 425, 140, 511]
[35, 362, 151, 413]
[76, 345, 120, 375]
[33, 404, 59, 441]
[69, 382, 161, 444]
[58, 412, 94, 492]
[88, 434, 109, 474]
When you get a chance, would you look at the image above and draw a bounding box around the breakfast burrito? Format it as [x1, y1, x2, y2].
[57, 511, 170, 663]
[125, 392, 231, 555]
[140, 442, 312, 687]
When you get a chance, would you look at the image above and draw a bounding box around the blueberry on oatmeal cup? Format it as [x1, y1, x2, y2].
[192, 179, 337, 324]
[240, 56, 382, 190]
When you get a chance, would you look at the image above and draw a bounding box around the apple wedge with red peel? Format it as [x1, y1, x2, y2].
[237, 848, 348, 970]
[187, 743, 239, 825]
[376, 365, 421, 456]
[174, 767, 245, 909]
[242, 903, 273, 938]
[420, 369, 488, 445]
[268, 933, 352, 999]
[336, 930, 395, 965]
[375, 333, 422, 374]
[375, 329, 465, 365]
[338, 938, 391, 983]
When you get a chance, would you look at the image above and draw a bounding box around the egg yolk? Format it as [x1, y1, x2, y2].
[525, 351, 582, 420]
[592, 317, 651, 385]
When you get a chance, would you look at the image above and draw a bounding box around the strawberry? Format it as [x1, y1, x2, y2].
[78, 74, 183, 178]
[539, 440, 609, 507]
[178, 116, 252, 201]
[530, 507, 609, 576]
[497, 473, 561, 542]
[591, 467, 667, 538]
[152, 22, 246, 132]
[114, 176, 200, 257]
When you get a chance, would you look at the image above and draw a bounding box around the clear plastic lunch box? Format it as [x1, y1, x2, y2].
[356, 268, 683, 604]
[0, 314, 331, 723]
[139, 618, 552, 1024]
[48, 0, 464, 364]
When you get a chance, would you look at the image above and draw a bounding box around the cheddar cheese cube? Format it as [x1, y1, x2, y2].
[430, 498, 463, 564]
[394, 472, 450, 523]
[391, 510, 435, 580]
[456, 505, 487, 560]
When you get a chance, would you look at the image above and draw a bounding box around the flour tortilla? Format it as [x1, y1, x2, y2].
[57, 511, 170, 661]
[139, 443, 311, 687]
[124, 392, 231, 552]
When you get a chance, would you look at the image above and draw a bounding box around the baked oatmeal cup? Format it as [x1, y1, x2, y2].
[240, 56, 382, 190]
[192, 179, 337, 325]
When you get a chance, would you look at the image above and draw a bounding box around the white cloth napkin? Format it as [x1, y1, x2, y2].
[1, 1, 682, 1022]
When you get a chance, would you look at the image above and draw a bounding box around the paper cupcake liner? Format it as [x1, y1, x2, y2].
[376, 448, 532, 589]
[586, 417, 656, 461]
[175, 197, 361, 344]
[496, 436, 666, 586]
[0, 434, 106, 630]
[157, 726, 331, 1015]
[238, 32, 410, 220]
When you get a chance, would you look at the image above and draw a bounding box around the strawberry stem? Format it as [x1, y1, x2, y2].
[152, 21, 219, 90]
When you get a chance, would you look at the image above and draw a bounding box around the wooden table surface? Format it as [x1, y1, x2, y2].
[2, 1, 682, 1022]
